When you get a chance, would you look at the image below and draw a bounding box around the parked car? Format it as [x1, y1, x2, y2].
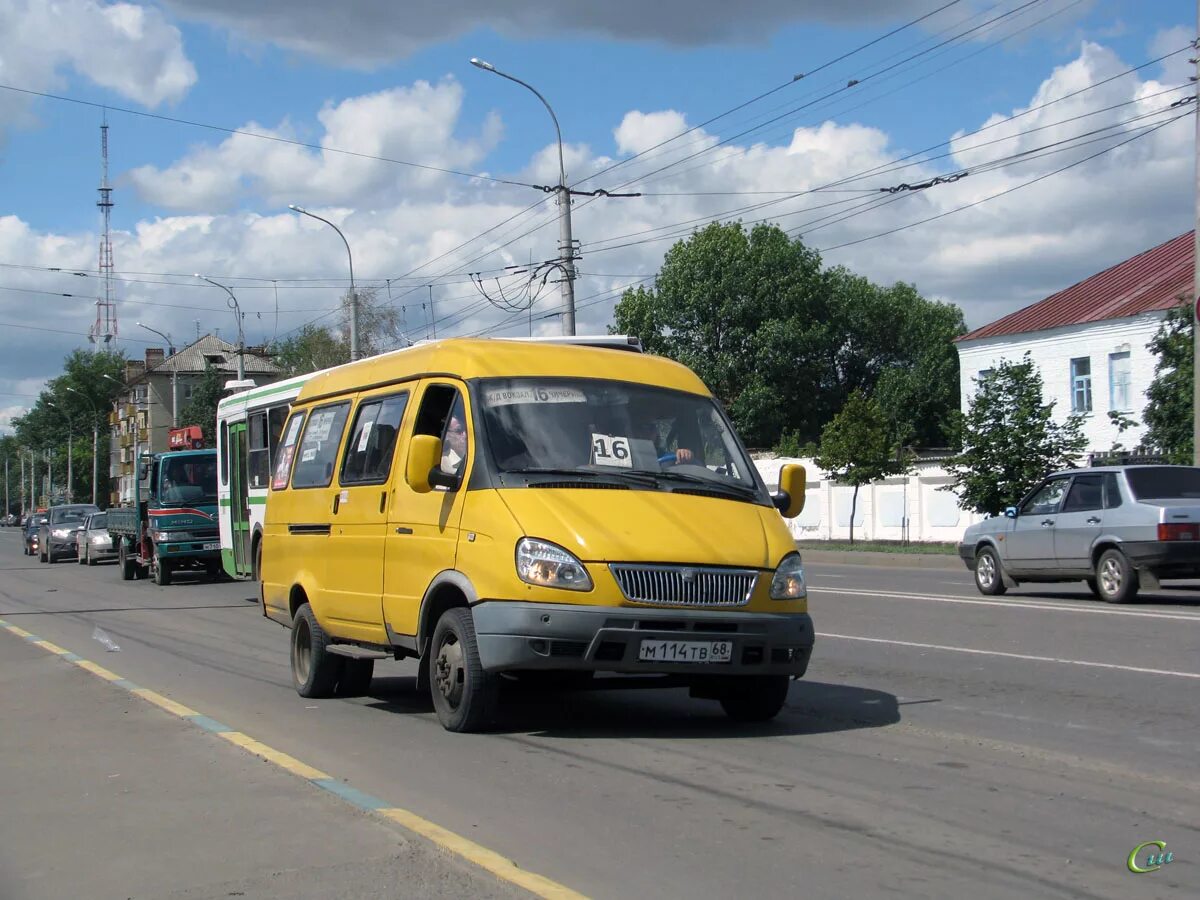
[959, 465, 1200, 603]
[23, 513, 48, 555]
[2, 513, 17, 527]
[38, 504, 100, 563]
[76, 511, 116, 566]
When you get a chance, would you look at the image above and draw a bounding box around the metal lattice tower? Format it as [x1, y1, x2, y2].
[90, 119, 117, 349]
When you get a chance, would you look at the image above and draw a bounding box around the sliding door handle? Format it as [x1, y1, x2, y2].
[394, 526, 413, 535]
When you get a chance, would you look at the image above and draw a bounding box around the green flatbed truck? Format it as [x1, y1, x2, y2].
[107, 449, 221, 585]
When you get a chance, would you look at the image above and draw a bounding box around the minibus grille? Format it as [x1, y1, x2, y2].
[609, 565, 757, 607]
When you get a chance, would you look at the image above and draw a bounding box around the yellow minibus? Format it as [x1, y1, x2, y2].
[262, 338, 810, 731]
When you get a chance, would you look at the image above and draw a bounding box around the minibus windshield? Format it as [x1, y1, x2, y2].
[479, 377, 763, 498]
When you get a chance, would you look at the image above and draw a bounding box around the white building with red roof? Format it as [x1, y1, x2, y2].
[955, 231, 1192, 454]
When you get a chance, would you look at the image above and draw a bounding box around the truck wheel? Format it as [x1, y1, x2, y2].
[335, 659, 375, 697]
[118, 542, 135, 580]
[152, 548, 172, 586]
[1095, 548, 1139, 604]
[291, 603, 342, 698]
[974, 546, 1007, 596]
[718, 675, 791, 723]
[429, 607, 497, 733]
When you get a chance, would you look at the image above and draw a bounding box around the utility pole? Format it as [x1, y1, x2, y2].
[4, 455, 9, 519]
[1193, 21, 1199, 465]
[196, 276, 246, 381]
[288, 205, 359, 359]
[429, 284, 437, 339]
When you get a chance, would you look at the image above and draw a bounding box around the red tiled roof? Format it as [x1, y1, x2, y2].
[957, 231, 1193, 342]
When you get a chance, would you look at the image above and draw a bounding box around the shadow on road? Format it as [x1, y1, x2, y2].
[1013, 589, 1200, 608]
[363, 676, 901, 739]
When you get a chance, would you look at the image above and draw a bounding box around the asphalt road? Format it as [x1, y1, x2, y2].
[1, 528, 1197, 899]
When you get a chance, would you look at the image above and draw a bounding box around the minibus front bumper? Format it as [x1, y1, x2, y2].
[471, 602, 814, 676]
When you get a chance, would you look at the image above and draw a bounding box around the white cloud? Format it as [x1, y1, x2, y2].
[0, 0, 196, 129]
[1150, 24, 1193, 85]
[0, 38, 1190, 404]
[127, 80, 503, 211]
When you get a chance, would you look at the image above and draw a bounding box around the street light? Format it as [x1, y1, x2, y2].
[46, 400, 73, 503]
[288, 204, 360, 360]
[194, 275, 245, 381]
[137, 322, 178, 427]
[66, 387, 100, 506]
[470, 56, 576, 336]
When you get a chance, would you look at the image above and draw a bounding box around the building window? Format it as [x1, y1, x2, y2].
[1108, 351, 1131, 411]
[977, 368, 994, 385]
[1070, 357, 1092, 412]
[182, 382, 195, 401]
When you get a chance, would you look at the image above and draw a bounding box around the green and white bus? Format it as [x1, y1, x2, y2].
[216, 374, 313, 580]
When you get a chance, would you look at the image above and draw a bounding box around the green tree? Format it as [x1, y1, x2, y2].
[1142, 302, 1192, 464]
[177, 365, 225, 446]
[12, 350, 126, 506]
[270, 323, 348, 376]
[814, 391, 907, 544]
[613, 222, 964, 449]
[946, 355, 1087, 515]
[270, 287, 408, 376]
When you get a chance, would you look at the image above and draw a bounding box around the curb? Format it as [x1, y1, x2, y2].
[798, 549, 966, 571]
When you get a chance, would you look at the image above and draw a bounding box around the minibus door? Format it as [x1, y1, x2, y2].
[382, 382, 471, 638]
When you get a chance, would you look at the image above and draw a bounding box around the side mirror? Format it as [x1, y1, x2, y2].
[1004, 506, 1018, 519]
[772, 463, 807, 519]
[406, 435, 441, 494]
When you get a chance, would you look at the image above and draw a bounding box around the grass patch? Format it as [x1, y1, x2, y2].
[796, 540, 958, 555]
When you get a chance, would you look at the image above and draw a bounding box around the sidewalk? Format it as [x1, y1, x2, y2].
[0, 630, 520, 900]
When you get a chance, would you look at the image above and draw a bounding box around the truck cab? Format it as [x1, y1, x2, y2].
[109, 449, 221, 585]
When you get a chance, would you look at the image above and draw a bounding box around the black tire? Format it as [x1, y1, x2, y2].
[1084, 577, 1101, 598]
[252, 537, 263, 583]
[1095, 548, 1139, 604]
[39, 546, 47, 563]
[335, 659, 375, 697]
[78, 547, 87, 565]
[86, 546, 97, 567]
[429, 607, 497, 733]
[152, 548, 172, 586]
[291, 603, 343, 698]
[119, 542, 137, 581]
[718, 675, 791, 723]
[974, 546, 1007, 596]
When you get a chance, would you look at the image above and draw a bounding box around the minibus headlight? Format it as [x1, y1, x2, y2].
[770, 553, 806, 600]
[516, 538, 593, 591]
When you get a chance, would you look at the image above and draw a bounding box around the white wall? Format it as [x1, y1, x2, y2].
[754, 456, 985, 544]
[956, 312, 1165, 453]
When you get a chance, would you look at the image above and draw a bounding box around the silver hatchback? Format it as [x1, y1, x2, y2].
[76, 511, 116, 566]
[958, 465, 1200, 603]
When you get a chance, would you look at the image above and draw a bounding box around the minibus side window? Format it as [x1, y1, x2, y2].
[291, 402, 351, 489]
[267, 405, 289, 469]
[271, 411, 306, 491]
[341, 393, 409, 485]
[413, 385, 466, 479]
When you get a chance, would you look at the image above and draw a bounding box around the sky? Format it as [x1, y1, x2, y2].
[0, 0, 1193, 432]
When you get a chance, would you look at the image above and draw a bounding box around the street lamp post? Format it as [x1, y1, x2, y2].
[137, 322, 178, 427]
[288, 205, 360, 360]
[470, 57, 576, 336]
[47, 401, 73, 503]
[195, 275, 246, 381]
[67, 387, 101, 506]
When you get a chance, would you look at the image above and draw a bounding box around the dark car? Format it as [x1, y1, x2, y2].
[38, 504, 100, 563]
[23, 513, 48, 555]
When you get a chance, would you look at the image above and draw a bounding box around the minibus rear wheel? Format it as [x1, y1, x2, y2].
[429, 607, 497, 733]
[718, 675, 791, 723]
[291, 603, 342, 698]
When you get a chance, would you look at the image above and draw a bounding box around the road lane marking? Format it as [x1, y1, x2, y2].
[221, 732, 331, 781]
[820, 632, 1200, 679]
[380, 807, 589, 900]
[812, 587, 1200, 621]
[0, 619, 588, 900]
[131, 687, 199, 718]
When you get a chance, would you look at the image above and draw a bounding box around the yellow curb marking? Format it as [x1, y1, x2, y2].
[32, 640, 71, 655]
[130, 688, 200, 718]
[5, 625, 34, 638]
[380, 807, 589, 900]
[73, 659, 123, 681]
[219, 732, 331, 781]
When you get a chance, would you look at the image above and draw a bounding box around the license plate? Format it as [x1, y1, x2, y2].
[638, 639, 732, 664]
[202, 542, 220, 551]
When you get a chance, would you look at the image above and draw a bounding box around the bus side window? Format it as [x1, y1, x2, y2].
[220, 421, 229, 487]
[248, 411, 270, 489]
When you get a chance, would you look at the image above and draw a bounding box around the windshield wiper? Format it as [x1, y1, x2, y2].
[628, 469, 760, 499]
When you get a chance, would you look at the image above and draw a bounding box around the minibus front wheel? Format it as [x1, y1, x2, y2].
[429, 607, 497, 733]
[718, 675, 791, 723]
